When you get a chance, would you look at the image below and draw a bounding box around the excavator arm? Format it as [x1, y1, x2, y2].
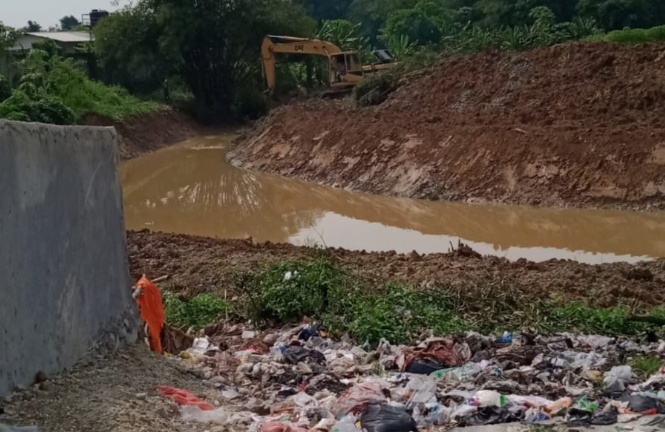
[261, 35, 344, 94]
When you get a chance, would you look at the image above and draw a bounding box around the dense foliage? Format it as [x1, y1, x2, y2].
[1, 0, 665, 124]
[0, 44, 158, 124]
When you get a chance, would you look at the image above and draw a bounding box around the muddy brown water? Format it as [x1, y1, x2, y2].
[120, 135, 665, 264]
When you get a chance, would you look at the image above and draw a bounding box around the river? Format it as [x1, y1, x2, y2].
[119, 134, 665, 264]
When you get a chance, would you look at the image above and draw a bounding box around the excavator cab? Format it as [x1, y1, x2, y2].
[329, 52, 364, 90]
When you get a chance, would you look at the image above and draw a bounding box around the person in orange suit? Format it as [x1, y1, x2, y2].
[132, 275, 165, 354]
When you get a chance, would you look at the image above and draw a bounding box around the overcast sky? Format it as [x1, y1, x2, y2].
[0, 0, 128, 29]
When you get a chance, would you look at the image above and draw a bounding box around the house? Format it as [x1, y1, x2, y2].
[10, 32, 93, 55]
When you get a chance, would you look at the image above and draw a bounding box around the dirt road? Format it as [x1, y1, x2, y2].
[230, 42, 665, 210]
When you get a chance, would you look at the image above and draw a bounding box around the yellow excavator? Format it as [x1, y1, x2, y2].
[261, 34, 397, 97]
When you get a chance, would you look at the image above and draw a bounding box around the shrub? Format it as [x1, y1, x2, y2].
[163, 292, 228, 329]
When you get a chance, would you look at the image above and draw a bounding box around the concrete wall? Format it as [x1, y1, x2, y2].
[0, 120, 139, 396]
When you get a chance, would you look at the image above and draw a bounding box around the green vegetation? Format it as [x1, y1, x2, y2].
[590, 25, 665, 43]
[163, 291, 228, 329]
[0, 47, 159, 124]
[2, 0, 665, 124]
[630, 356, 662, 379]
[232, 255, 665, 346]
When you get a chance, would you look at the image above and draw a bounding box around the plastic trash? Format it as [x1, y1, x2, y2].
[335, 382, 387, 416]
[545, 397, 572, 415]
[180, 405, 230, 424]
[506, 395, 553, 408]
[451, 404, 477, 420]
[603, 365, 633, 394]
[431, 362, 484, 380]
[524, 408, 551, 423]
[470, 390, 506, 408]
[467, 406, 520, 425]
[290, 392, 318, 408]
[405, 376, 437, 406]
[186, 337, 217, 356]
[331, 415, 359, 432]
[572, 396, 599, 412]
[0, 426, 39, 432]
[405, 358, 444, 375]
[626, 394, 664, 414]
[242, 330, 257, 339]
[590, 407, 619, 425]
[496, 332, 512, 344]
[360, 402, 418, 432]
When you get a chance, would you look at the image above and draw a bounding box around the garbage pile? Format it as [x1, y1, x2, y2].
[163, 324, 665, 431]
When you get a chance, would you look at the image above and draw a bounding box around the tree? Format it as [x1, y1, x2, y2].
[298, 0, 354, 21]
[576, 0, 665, 30]
[25, 21, 42, 32]
[380, 3, 448, 46]
[348, 0, 418, 43]
[93, 3, 166, 92]
[60, 15, 81, 31]
[147, 0, 315, 120]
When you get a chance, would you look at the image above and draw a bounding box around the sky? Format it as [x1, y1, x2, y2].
[0, 0, 128, 29]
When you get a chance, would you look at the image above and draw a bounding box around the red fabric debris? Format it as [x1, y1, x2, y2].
[155, 386, 213, 411]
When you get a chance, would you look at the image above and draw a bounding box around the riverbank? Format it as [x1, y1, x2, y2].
[84, 108, 204, 160]
[127, 230, 665, 311]
[229, 42, 665, 211]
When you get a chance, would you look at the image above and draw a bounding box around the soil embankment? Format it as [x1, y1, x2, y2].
[84, 108, 202, 159]
[230, 42, 665, 210]
[127, 230, 665, 309]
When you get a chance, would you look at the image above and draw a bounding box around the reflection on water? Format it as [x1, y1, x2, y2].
[120, 135, 665, 264]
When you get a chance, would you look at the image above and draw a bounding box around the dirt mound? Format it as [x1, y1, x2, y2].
[84, 108, 202, 160]
[127, 230, 665, 310]
[230, 42, 665, 210]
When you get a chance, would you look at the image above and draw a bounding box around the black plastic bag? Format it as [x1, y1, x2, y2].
[360, 402, 418, 432]
[466, 407, 520, 426]
[405, 358, 444, 375]
[284, 345, 326, 365]
[591, 407, 619, 425]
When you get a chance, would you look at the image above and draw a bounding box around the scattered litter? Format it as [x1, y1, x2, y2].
[152, 321, 665, 431]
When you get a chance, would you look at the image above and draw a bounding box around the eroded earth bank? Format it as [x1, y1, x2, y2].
[230, 42, 665, 210]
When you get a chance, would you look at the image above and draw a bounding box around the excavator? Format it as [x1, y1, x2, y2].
[261, 34, 397, 97]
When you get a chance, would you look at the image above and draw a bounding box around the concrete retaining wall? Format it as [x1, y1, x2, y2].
[0, 120, 139, 396]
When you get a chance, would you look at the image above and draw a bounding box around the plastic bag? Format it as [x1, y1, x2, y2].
[180, 406, 230, 424]
[331, 415, 359, 432]
[335, 382, 387, 416]
[603, 366, 633, 395]
[360, 402, 417, 432]
[431, 363, 483, 380]
[470, 390, 506, 407]
[405, 376, 437, 406]
[506, 395, 553, 408]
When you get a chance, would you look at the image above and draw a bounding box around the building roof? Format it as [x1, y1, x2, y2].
[24, 32, 92, 43]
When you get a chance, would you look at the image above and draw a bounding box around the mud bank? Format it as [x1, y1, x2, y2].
[84, 108, 202, 160]
[230, 42, 665, 210]
[127, 230, 665, 309]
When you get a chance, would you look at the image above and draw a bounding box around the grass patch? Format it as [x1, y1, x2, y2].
[588, 25, 665, 43]
[234, 255, 665, 346]
[163, 291, 228, 330]
[630, 356, 662, 379]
